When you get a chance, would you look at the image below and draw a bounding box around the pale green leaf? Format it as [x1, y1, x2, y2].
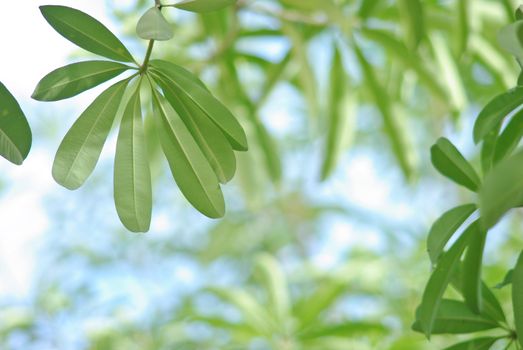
[174, 0, 237, 13]
[497, 20, 523, 60]
[255, 254, 290, 325]
[136, 7, 173, 41]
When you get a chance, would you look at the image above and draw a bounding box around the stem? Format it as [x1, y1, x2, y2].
[140, 40, 155, 74]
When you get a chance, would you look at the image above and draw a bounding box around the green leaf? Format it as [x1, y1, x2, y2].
[254, 254, 290, 325]
[455, 0, 470, 55]
[151, 87, 225, 218]
[462, 226, 488, 313]
[493, 108, 523, 163]
[495, 269, 513, 289]
[443, 337, 500, 350]
[39, 5, 134, 63]
[473, 87, 523, 143]
[430, 137, 481, 192]
[513, 251, 523, 348]
[53, 79, 129, 190]
[397, 0, 425, 49]
[320, 47, 357, 181]
[0, 82, 31, 165]
[114, 82, 152, 233]
[427, 203, 476, 264]
[153, 73, 236, 183]
[150, 59, 248, 151]
[479, 149, 523, 229]
[413, 299, 499, 335]
[480, 124, 500, 174]
[417, 222, 476, 338]
[299, 322, 387, 340]
[174, 0, 237, 13]
[497, 21, 523, 60]
[32, 61, 131, 101]
[249, 113, 282, 183]
[136, 7, 173, 41]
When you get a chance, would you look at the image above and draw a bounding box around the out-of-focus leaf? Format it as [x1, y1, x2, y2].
[320, 46, 356, 181]
[151, 88, 225, 218]
[39, 5, 134, 62]
[473, 87, 523, 143]
[430, 137, 481, 191]
[397, 0, 424, 49]
[358, 0, 381, 18]
[413, 299, 499, 334]
[443, 337, 500, 350]
[513, 251, 523, 348]
[354, 43, 414, 179]
[479, 149, 523, 229]
[255, 254, 290, 324]
[455, 0, 470, 56]
[0, 82, 31, 165]
[136, 7, 173, 41]
[32, 61, 131, 101]
[494, 109, 523, 163]
[495, 269, 513, 289]
[430, 33, 467, 112]
[53, 79, 129, 189]
[462, 226, 488, 313]
[498, 21, 523, 60]
[174, 0, 236, 13]
[427, 203, 476, 264]
[470, 35, 513, 89]
[114, 82, 152, 233]
[299, 322, 387, 340]
[417, 222, 476, 338]
[150, 59, 248, 151]
[280, 0, 325, 12]
[153, 73, 236, 183]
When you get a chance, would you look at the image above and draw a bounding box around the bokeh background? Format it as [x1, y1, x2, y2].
[1, 0, 522, 349]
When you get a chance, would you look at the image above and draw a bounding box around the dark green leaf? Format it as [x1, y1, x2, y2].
[493, 109, 523, 163]
[427, 203, 476, 264]
[480, 124, 500, 174]
[479, 149, 523, 229]
[462, 227, 488, 313]
[153, 73, 236, 183]
[136, 7, 173, 41]
[512, 251, 523, 348]
[39, 5, 134, 62]
[0, 82, 32, 165]
[417, 222, 476, 338]
[32, 61, 130, 101]
[174, 0, 237, 13]
[114, 82, 152, 233]
[473, 87, 523, 143]
[443, 337, 500, 350]
[52, 79, 129, 189]
[413, 299, 499, 334]
[150, 60, 248, 151]
[431, 137, 481, 191]
[151, 87, 225, 218]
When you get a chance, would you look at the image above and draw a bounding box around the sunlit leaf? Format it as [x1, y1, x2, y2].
[32, 61, 131, 101]
[53, 79, 129, 190]
[0, 82, 31, 165]
[151, 87, 225, 218]
[114, 82, 152, 233]
[430, 137, 481, 192]
[455, 0, 470, 56]
[479, 149, 523, 229]
[255, 254, 290, 325]
[397, 0, 425, 49]
[174, 0, 237, 13]
[136, 7, 173, 41]
[40, 5, 134, 62]
[427, 203, 476, 264]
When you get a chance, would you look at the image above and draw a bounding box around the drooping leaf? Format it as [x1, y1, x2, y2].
[495, 269, 513, 289]
[150, 60, 248, 151]
[497, 21, 523, 61]
[151, 88, 225, 218]
[512, 251, 523, 348]
[32, 61, 131, 101]
[39, 5, 134, 63]
[0, 82, 32, 165]
[254, 254, 290, 325]
[413, 299, 498, 334]
[473, 87, 523, 143]
[174, 0, 237, 13]
[462, 227, 488, 313]
[443, 337, 500, 350]
[153, 73, 236, 183]
[479, 149, 523, 229]
[114, 82, 152, 233]
[493, 108, 523, 163]
[430, 137, 481, 192]
[136, 7, 173, 41]
[417, 222, 476, 338]
[52, 79, 129, 190]
[427, 203, 476, 264]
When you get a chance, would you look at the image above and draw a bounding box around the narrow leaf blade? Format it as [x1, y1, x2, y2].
[174, 0, 237, 13]
[512, 251, 523, 348]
